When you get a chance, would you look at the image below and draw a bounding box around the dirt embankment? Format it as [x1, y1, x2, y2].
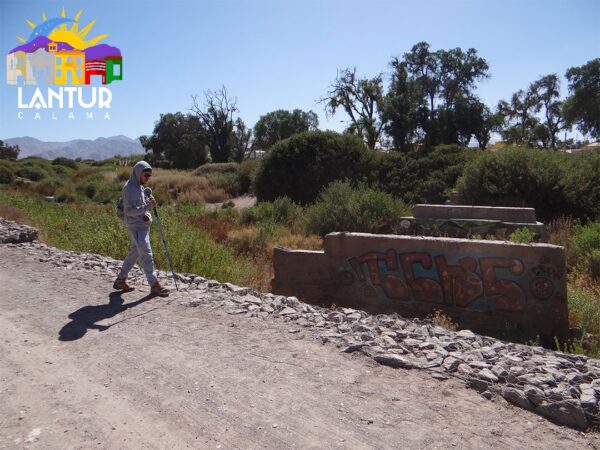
[0, 240, 598, 449]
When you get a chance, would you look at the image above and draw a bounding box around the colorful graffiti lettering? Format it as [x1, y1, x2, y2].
[347, 249, 550, 312]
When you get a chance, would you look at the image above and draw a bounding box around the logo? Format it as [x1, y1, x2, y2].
[6, 7, 123, 120]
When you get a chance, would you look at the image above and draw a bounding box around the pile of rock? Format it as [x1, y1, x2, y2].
[1, 218, 598, 430]
[0, 218, 38, 244]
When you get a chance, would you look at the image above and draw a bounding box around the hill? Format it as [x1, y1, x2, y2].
[4, 135, 144, 160]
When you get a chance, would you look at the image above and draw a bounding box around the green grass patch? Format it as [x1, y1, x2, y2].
[0, 189, 253, 284]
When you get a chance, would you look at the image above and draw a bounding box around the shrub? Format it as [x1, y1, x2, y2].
[0, 164, 14, 184]
[208, 173, 241, 197]
[373, 145, 472, 204]
[509, 227, 536, 244]
[194, 162, 239, 176]
[571, 222, 600, 279]
[238, 159, 258, 194]
[456, 148, 598, 222]
[304, 180, 410, 236]
[242, 197, 302, 227]
[254, 131, 373, 204]
[15, 158, 55, 182]
[52, 157, 78, 169]
[562, 149, 600, 221]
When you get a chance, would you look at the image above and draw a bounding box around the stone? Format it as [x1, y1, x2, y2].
[523, 385, 546, 406]
[503, 387, 533, 410]
[536, 400, 588, 430]
[478, 368, 499, 383]
[374, 354, 414, 369]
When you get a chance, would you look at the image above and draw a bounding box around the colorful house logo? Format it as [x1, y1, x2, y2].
[6, 7, 123, 86]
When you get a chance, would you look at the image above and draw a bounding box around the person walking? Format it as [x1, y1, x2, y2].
[113, 161, 169, 297]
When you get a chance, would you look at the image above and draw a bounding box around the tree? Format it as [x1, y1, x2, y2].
[253, 109, 319, 150]
[190, 86, 240, 163]
[497, 89, 540, 146]
[383, 59, 424, 152]
[231, 118, 252, 162]
[321, 67, 385, 149]
[139, 113, 208, 169]
[385, 42, 489, 148]
[0, 140, 20, 160]
[563, 58, 600, 140]
[529, 74, 564, 148]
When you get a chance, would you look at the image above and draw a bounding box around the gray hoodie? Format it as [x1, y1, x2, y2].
[122, 161, 153, 228]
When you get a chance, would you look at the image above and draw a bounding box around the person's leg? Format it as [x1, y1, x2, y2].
[117, 230, 140, 280]
[134, 226, 158, 287]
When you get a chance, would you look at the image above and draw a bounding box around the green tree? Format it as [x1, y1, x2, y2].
[139, 112, 208, 169]
[563, 58, 600, 140]
[0, 140, 20, 160]
[321, 67, 385, 149]
[497, 89, 540, 146]
[383, 59, 424, 151]
[253, 109, 319, 150]
[530, 74, 564, 149]
[386, 42, 489, 148]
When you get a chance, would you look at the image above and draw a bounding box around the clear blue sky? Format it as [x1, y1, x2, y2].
[1, 0, 598, 142]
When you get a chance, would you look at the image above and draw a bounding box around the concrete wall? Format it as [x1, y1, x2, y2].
[272, 232, 568, 343]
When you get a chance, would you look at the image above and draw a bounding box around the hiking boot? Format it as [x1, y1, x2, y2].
[151, 281, 170, 297]
[113, 277, 135, 292]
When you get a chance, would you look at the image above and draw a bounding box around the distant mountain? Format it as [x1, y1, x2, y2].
[85, 44, 121, 60]
[4, 136, 144, 160]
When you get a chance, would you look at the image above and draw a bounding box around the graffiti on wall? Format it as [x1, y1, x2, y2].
[344, 249, 558, 312]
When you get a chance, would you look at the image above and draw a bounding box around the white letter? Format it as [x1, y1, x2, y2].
[17, 87, 28, 108]
[98, 88, 112, 108]
[18, 111, 24, 119]
[104, 112, 111, 120]
[47, 87, 63, 109]
[34, 112, 41, 119]
[30, 88, 47, 109]
[68, 112, 75, 120]
[78, 87, 97, 109]
[86, 112, 93, 119]
[64, 87, 77, 108]
[52, 111, 57, 120]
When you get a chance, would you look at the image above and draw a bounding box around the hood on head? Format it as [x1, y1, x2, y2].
[129, 160, 152, 186]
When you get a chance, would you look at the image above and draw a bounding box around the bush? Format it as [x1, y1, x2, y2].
[15, 158, 55, 182]
[562, 149, 600, 221]
[509, 227, 536, 244]
[0, 164, 14, 184]
[372, 145, 472, 204]
[242, 197, 302, 227]
[238, 159, 258, 194]
[254, 131, 373, 204]
[304, 180, 410, 236]
[194, 162, 239, 176]
[52, 157, 78, 169]
[571, 222, 600, 279]
[456, 148, 599, 222]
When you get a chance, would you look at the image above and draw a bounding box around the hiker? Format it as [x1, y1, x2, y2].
[113, 161, 169, 297]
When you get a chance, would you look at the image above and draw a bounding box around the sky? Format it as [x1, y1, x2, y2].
[0, 0, 598, 143]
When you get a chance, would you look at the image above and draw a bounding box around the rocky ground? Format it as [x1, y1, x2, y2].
[1, 218, 599, 448]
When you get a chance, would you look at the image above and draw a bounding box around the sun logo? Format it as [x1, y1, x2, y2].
[7, 7, 123, 86]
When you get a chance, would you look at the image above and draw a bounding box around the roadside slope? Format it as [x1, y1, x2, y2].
[0, 244, 598, 449]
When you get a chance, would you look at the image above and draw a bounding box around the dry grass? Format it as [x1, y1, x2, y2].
[265, 233, 323, 257]
[0, 205, 29, 224]
[428, 310, 459, 331]
[548, 216, 576, 266]
[186, 213, 239, 242]
[149, 170, 230, 204]
[246, 254, 275, 292]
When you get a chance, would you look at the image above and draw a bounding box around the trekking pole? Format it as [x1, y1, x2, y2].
[144, 187, 179, 291]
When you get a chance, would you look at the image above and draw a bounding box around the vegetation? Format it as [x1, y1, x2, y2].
[254, 131, 373, 204]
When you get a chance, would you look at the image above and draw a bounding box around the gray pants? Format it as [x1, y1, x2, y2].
[118, 226, 158, 286]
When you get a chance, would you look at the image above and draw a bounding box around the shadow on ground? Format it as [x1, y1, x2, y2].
[58, 292, 154, 341]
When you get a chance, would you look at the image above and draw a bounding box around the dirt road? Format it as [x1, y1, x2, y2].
[0, 244, 597, 449]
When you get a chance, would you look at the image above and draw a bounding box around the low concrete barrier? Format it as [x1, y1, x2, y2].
[272, 232, 568, 343]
